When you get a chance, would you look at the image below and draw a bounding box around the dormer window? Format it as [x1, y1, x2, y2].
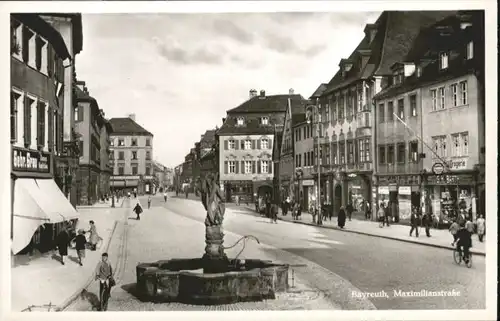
[466, 41, 474, 60]
[236, 117, 245, 126]
[260, 117, 269, 125]
[439, 52, 449, 70]
[416, 65, 422, 78]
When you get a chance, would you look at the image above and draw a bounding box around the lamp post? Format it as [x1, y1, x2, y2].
[306, 103, 322, 226]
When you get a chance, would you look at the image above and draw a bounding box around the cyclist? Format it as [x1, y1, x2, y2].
[453, 224, 472, 264]
[95, 252, 113, 311]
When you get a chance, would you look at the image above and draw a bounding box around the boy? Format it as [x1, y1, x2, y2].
[95, 253, 113, 311]
[453, 225, 472, 264]
[75, 229, 87, 266]
[449, 220, 460, 245]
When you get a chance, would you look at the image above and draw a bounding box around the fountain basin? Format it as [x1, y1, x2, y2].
[136, 258, 289, 305]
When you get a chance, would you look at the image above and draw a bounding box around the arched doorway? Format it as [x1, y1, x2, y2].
[257, 185, 273, 200]
[334, 184, 342, 214]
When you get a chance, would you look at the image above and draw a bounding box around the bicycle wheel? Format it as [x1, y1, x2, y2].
[453, 249, 462, 264]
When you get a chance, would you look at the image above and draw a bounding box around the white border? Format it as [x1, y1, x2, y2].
[0, 1, 497, 321]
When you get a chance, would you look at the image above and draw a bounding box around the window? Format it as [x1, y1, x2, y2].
[146, 151, 151, 160]
[11, 20, 23, 60]
[460, 81, 468, 105]
[35, 36, 47, 73]
[261, 138, 269, 149]
[397, 99, 404, 119]
[109, 151, 114, 160]
[325, 145, 331, 165]
[387, 101, 394, 121]
[118, 151, 124, 160]
[347, 141, 354, 163]
[132, 165, 138, 175]
[359, 139, 366, 162]
[118, 165, 124, 175]
[439, 52, 449, 70]
[25, 96, 35, 149]
[416, 66, 422, 78]
[397, 143, 405, 163]
[261, 160, 269, 174]
[409, 141, 418, 163]
[364, 138, 371, 162]
[11, 91, 21, 142]
[145, 166, 151, 175]
[74, 106, 84, 122]
[228, 139, 235, 149]
[379, 103, 385, 123]
[110, 139, 114, 146]
[260, 117, 269, 125]
[132, 151, 138, 160]
[22, 27, 35, 66]
[332, 97, 337, 122]
[452, 132, 469, 156]
[339, 142, 345, 164]
[244, 161, 252, 174]
[379, 146, 386, 164]
[466, 41, 474, 60]
[325, 103, 330, 123]
[146, 138, 151, 146]
[228, 160, 236, 173]
[298, 154, 302, 167]
[451, 84, 458, 107]
[387, 145, 395, 164]
[438, 87, 445, 109]
[431, 89, 437, 111]
[243, 139, 252, 149]
[409, 95, 417, 116]
[118, 139, 125, 146]
[338, 95, 345, 119]
[37, 101, 46, 149]
[131, 138, 137, 146]
[432, 136, 447, 158]
[452, 134, 460, 157]
[461, 132, 469, 156]
[346, 93, 353, 118]
[236, 117, 244, 126]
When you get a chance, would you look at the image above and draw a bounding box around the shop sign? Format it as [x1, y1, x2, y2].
[447, 157, 468, 170]
[398, 186, 411, 195]
[112, 176, 140, 180]
[378, 186, 389, 195]
[427, 174, 474, 185]
[12, 148, 50, 173]
[350, 185, 361, 189]
[432, 162, 445, 175]
[302, 179, 314, 186]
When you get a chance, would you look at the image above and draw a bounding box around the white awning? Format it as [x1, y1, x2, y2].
[12, 178, 80, 254]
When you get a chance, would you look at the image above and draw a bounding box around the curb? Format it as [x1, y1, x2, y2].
[56, 220, 119, 311]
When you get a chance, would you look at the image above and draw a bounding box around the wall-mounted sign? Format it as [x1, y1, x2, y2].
[398, 186, 411, 195]
[378, 186, 389, 195]
[12, 148, 50, 173]
[447, 157, 468, 170]
[111, 176, 140, 180]
[302, 179, 315, 186]
[432, 162, 445, 175]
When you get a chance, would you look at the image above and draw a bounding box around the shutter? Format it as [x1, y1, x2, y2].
[257, 161, 261, 174]
[224, 140, 228, 150]
[241, 140, 245, 150]
[36, 101, 42, 148]
[235, 139, 239, 150]
[252, 140, 256, 149]
[269, 139, 272, 150]
[22, 26, 29, 63]
[241, 161, 245, 174]
[269, 161, 273, 174]
[257, 139, 261, 149]
[47, 106, 52, 150]
[78, 106, 84, 121]
[47, 45, 53, 77]
[252, 161, 256, 173]
[10, 92, 16, 142]
[35, 36, 41, 70]
[24, 96, 30, 147]
[235, 161, 239, 174]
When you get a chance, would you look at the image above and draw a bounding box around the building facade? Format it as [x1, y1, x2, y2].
[109, 115, 154, 195]
[218, 89, 308, 203]
[10, 14, 79, 255]
[315, 11, 455, 217]
[292, 120, 316, 212]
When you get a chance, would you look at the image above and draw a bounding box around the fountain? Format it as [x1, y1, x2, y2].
[135, 171, 289, 305]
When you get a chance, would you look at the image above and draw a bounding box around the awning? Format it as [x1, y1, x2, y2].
[12, 178, 79, 254]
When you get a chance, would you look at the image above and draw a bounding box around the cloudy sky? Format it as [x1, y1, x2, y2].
[76, 12, 381, 168]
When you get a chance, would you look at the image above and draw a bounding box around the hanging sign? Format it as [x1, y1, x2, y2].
[432, 162, 445, 175]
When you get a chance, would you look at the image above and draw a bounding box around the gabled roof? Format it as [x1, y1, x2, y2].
[310, 83, 328, 99]
[227, 94, 305, 114]
[321, 11, 456, 96]
[109, 117, 153, 136]
[200, 129, 216, 144]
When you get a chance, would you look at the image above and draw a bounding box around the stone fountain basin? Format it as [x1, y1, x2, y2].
[136, 258, 289, 305]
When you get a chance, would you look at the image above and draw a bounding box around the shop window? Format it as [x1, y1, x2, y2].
[409, 141, 418, 163]
[387, 145, 395, 164]
[410, 94, 417, 116]
[397, 143, 406, 163]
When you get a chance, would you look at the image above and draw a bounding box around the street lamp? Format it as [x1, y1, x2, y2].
[306, 103, 323, 226]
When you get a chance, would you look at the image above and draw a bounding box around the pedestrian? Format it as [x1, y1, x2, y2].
[449, 220, 460, 245]
[56, 224, 70, 265]
[88, 221, 101, 251]
[422, 212, 432, 237]
[163, 191, 168, 202]
[346, 202, 354, 221]
[95, 252, 114, 311]
[384, 202, 391, 227]
[265, 195, 271, 218]
[409, 207, 419, 237]
[377, 203, 385, 228]
[270, 203, 278, 224]
[476, 214, 485, 242]
[185, 189, 189, 199]
[75, 229, 87, 266]
[337, 206, 346, 229]
[365, 200, 371, 220]
[147, 196, 152, 209]
[133, 202, 143, 220]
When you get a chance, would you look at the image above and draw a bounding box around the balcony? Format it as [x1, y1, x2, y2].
[377, 162, 421, 174]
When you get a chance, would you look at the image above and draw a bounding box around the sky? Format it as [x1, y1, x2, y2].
[76, 12, 381, 168]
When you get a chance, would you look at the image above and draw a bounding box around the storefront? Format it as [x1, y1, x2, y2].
[375, 174, 421, 223]
[221, 180, 254, 203]
[425, 173, 476, 224]
[11, 147, 79, 255]
[301, 179, 315, 212]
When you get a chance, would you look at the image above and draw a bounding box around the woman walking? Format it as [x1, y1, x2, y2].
[337, 206, 346, 229]
[377, 203, 385, 228]
[476, 214, 485, 242]
[133, 202, 143, 220]
[88, 221, 101, 251]
[56, 224, 70, 265]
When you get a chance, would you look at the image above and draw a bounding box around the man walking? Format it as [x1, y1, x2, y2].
[422, 211, 432, 237]
[133, 202, 143, 220]
[147, 196, 152, 209]
[346, 202, 354, 221]
[384, 201, 391, 227]
[409, 207, 419, 237]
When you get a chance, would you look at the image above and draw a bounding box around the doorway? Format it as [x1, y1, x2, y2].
[334, 184, 342, 214]
[389, 191, 399, 222]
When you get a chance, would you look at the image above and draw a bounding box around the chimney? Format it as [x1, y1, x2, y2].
[76, 80, 86, 91]
[289, 88, 294, 95]
[259, 90, 265, 98]
[222, 118, 226, 123]
[249, 89, 257, 99]
[128, 113, 136, 122]
[364, 24, 377, 43]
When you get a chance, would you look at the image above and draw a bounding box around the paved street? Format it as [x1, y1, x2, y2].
[165, 194, 485, 310]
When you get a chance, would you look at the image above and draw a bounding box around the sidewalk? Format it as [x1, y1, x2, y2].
[232, 204, 486, 256]
[11, 202, 129, 312]
[76, 197, 125, 209]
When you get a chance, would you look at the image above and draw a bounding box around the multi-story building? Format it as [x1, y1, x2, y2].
[315, 11, 455, 216]
[374, 11, 485, 225]
[217, 89, 308, 203]
[40, 13, 83, 207]
[109, 114, 154, 195]
[292, 113, 315, 211]
[10, 14, 79, 255]
[74, 82, 112, 205]
[181, 151, 195, 191]
[164, 167, 174, 188]
[277, 88, 310, 204]
[196, 129, 218, 181]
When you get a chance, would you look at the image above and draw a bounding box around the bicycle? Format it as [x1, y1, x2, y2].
[98, 279, 111, 311]
[453, 246, 472, 268]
